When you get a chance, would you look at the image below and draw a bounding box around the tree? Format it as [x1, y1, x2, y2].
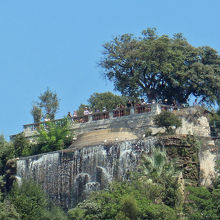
[88, 92, 128, 111]
[31, 118, 73, 154]
[76, 92, 130, 116]
[31, 88, 59, 122]
[100, 28, 220, 105]
[0, 135, 14, 175]
[31, 104, 42, 123]
[0, 200, 20, 220]
[8, 180, 48, 219]
[154, 111, 182, 134]
[13, 133, 31, 157]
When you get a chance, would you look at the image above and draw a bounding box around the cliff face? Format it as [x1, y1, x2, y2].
[16, 138, 157, 209]
[15, 135, 217, 210]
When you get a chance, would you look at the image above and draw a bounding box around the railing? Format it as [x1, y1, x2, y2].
[72, 115, 88, 123]
[23, 118, 69, 132]
[113, 108, 130, 117]
[92, 112, 109, 121]
[135, 104, 151, 114]
[23, 104, 181, 133]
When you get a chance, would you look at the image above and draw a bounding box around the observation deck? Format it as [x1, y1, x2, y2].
[22, 104, 211, 141]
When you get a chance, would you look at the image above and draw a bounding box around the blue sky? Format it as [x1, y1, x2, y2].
[0, 0, 220, 139]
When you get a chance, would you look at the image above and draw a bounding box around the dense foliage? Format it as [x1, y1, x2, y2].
[68, 182, 177, 220]
[68, 149, 181, 219]
[77, 92, 130, 116]
[13, 133, 31, 158]
[0, 135, 14, 175]
[13, 119, 73, 156]
[1, 179, 68, 220]
[33, 118, 73, 154]
[88, 92, 129, 111]
[154, 111, 182, 134]
[100, 28, 220, 105]
[31, 104, 42, 124]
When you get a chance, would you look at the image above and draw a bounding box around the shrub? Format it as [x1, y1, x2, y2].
[13, 133, 31, 157]
[120, 195, 138, 220]
[8, 180, 49, 219]
[145, 128, 153, 137]
[154, 111, 182, 134]
[30, 118, 74, 155]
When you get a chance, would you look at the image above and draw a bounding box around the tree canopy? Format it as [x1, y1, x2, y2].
[31, 88, 59, 122]
[154, 111, 182, 134]
[100, 28, 220, 105]
[76, 92, 129, 116]
[88, 92, 128, 111]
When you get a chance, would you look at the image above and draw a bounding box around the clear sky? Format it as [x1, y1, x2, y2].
[0, 0, 220, 139]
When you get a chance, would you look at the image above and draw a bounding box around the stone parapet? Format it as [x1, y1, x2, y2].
[23, 105, 211, 141]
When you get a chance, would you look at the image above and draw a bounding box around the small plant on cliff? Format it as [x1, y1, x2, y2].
[145, 128, 153, 137]
[154, 111, 182, 134]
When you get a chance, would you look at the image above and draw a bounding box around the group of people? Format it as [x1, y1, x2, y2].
[66, 98, 204, 120]
[67, 111, 77, 118]
[66, 98, 170, 119]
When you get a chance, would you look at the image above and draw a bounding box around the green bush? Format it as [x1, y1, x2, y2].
[8, 179, 68, 220]
[68, 181, 177, 220]
[0, 200, 20, 219]
[154, 111, 182, 134]
[68, 207, 86, 220]
[184, 186, 219, 219]
[29, 118, 74, 155]
[120, 195, 138, 220]
[0, 135, 14, 175]
[8, 180, 48, 219]
[13, 133, 31, 157]
[145, 128, 153, 137]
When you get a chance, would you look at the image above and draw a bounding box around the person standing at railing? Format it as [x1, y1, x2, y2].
[102, 107, 107, 112]
[172, 100, 178, 111]
[73, 111, 77, 118]
[141, 99, 146, 105]
[84, 107, 90, 115]
[67, 112, 72, 118]
[164, 99, 168, 105]
[126, 100, 132, 108]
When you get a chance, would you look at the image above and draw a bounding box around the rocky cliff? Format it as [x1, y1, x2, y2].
[15, 135, 217, 210]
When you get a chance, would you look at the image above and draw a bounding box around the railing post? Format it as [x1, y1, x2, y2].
[88, 114, 93, 122]
[151, 104, 161, 114]
[109, 111, 113, 119]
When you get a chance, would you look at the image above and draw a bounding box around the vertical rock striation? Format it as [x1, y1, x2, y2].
[16, 138, 157, 209]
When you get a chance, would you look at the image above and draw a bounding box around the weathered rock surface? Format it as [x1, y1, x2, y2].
[15, 135, 218, 209]
[16, 138, 157, 209]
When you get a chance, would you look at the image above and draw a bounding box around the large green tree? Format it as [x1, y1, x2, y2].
[76, 92, 130, 116]
[100, 28, 220, 105]
[88, 92, 128, 111]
